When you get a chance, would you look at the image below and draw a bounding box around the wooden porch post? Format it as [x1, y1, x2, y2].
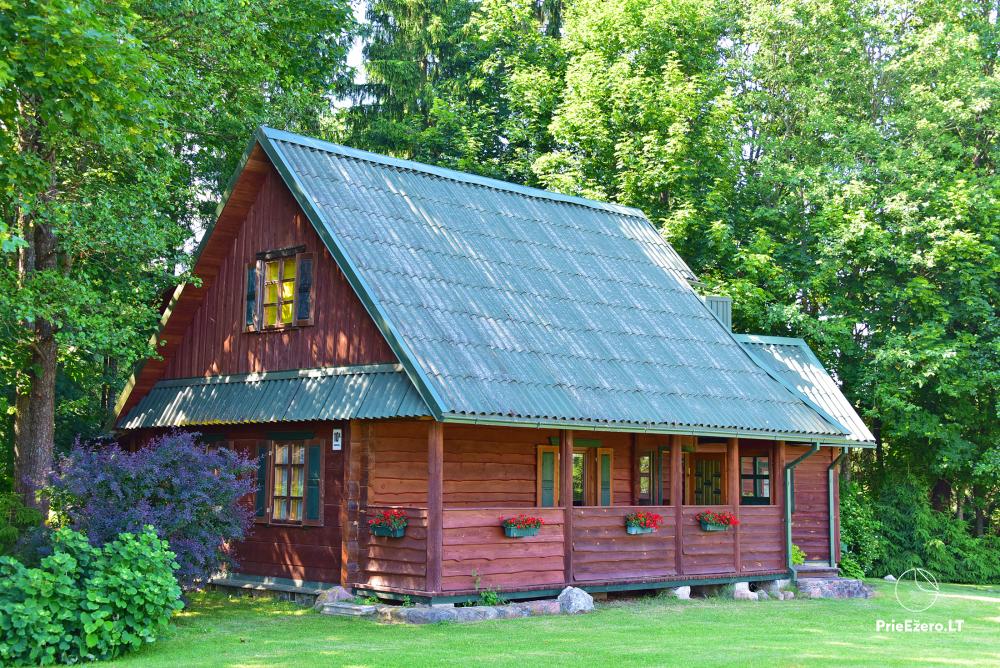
[671, 434, 683, 575]
[774, 440, 787, 565]
[727, 437, 741, 573]
[560, 429, 574, 584]
[427, 421, 444, 594]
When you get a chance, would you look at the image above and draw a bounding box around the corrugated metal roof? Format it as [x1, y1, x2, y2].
[117, 364, 429, 429]
[733, 335, 874, 444]
[251, 128, 850, 440]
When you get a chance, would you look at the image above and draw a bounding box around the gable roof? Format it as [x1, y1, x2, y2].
[230, 127, 852, 441]
[733, 335, 875, 444]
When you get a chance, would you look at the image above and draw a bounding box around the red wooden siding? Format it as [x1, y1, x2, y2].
[739, 506, 785, 572]
[360, 506, 427, 591]
[368, 421, 429, 506]
[164, 164, 395, 380]
[680, 506, 737, 575]
[790, 445, 834, 561]
[154, 423, 346, 584]
[441, 508, 565, 592]
[572, 506, 677, 582]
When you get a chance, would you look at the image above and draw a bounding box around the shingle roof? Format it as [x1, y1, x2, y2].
[254, 127, 851, 441]
[118, 364, 429, 429]
[733, 335, 874, 444]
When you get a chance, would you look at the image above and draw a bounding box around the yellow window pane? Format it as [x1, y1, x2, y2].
[280, 302, 293, 323]
[273, 470, 287, 496]
[275, 445, 288, 464]
[291, 466, 304, 496]
[289, 499, 302, 522]
[264, 305, 277, 326]
[281, 280, 295, 300]
[264, 283, 278, 304]
[265, 261, 279, 281]
[282, 258, 296, 281]
[292, 444, 305, 464]
[274, 499, 288, 521]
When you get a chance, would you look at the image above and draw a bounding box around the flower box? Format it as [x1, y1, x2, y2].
[699, 520, 729, 532]
[624, 511, 663, 535]
[626, 525, 655, 535]
[368, 509, 408, 539]
[504, 525, 540, 538]
[501, 514, 544, 538]
[370, 525, 406, 538]
[695, 510, 739, 532]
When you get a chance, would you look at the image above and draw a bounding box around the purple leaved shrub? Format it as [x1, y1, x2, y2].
[48, 431, 255, 588]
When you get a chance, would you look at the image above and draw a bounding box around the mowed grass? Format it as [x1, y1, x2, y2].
[109, 580, 1000, 667]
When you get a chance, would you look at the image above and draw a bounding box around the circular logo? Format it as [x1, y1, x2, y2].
[895, 568, 940, 612]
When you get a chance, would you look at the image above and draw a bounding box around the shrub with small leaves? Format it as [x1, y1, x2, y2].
[48, 431, 255, 588]
[791, 543, 807, 566]
[0, 491, 43, 556]
[0, 526, 182, 665]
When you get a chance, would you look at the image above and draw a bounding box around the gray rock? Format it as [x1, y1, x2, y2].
[798, 577, 874, 600]
[884, 574, 897, 582]
[667, 586, 691, 600]
[558, 586, 594, 614]
[756, 590, 769, 601]
[520, 599, 561, 616]
[764, 579, 791, 594]
[733, 581, 758, 601]
[783, 591, 794, 600]
[322, 602, 377, 618]
[313, 586, 354, 610]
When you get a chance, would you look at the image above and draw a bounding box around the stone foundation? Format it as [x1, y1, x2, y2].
[797, 578, 874, 599]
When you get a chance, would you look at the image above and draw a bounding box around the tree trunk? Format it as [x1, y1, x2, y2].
[930, 478, 952, 513]
[973, 485, 985, 537]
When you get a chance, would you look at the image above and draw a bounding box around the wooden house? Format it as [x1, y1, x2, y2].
[115, 128, 874, 602]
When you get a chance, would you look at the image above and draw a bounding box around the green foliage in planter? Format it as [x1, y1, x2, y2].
[0, 526, 182, 665]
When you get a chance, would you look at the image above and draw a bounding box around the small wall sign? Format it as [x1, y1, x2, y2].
[332, 428, 343, 451]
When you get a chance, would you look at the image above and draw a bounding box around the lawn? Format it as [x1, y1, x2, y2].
[109, 580, 1000, 667]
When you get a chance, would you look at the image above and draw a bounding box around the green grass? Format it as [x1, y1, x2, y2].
[109, 580, 1000, 667]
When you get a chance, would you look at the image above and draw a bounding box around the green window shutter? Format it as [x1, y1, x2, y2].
[600, 452, 612, 506]
[541, 451, 555, 507]
[303, 441, 324, 525]
[295, 253, 314, 326]
[255, 442, 268, 519]
[245, 263, 259, 330]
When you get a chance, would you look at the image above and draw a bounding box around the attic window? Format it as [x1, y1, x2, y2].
[245, 247, 314, 331]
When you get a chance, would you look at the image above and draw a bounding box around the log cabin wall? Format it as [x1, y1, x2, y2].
[789, 444, 836, 561]
[137, 423, 346, 584]
[163, 164, 396, 380]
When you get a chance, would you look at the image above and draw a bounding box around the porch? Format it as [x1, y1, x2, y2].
[344, 421, 839, 602]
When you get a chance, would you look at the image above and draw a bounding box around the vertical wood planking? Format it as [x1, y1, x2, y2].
[671, 434, 684, 574]
[559, 430, 574, 582]
[426, 421, 444, 593]
[728, 437, 741, 572]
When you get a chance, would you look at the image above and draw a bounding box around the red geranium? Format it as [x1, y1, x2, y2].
[695, 510, 740, 527]
[369, 508, 408, 530]
[625, 511, 664, 530]
[501, 514, 544, 530]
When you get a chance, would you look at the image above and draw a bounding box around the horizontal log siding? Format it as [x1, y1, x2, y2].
[441, 508, 565, 592]
[572, 506, 676, 582]
[186, 423, 344, 583]
[739, 506, 785, 572]
[361, 506, 428, 591]
[789, 445, 833, 561]
[164, 164, 395, 380]
[680, 506, 737, 575]
[368, 421, 429, 506]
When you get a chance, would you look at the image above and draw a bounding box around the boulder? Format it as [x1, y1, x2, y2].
[733, 581, 758, 601]
[558, 586, 595, 614]
[884, 574, 897, 582]
[757, 590, 769, 601]
[520, 599, 561, 616]
[668, 586, 691, 600]
[313, 585, 354, 610]
[764, 579, 791, 594]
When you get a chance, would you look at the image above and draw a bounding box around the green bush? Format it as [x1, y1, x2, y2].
[790, 543, 806, 566]
[0, 492, 43, 556]
[839, 482, 886, 576]
[0, 526, 182, 665]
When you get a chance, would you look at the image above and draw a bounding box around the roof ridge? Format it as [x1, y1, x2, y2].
[259, 126, 649, 219]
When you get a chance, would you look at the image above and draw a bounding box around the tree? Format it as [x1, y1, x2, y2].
[0, 0, 355, 508]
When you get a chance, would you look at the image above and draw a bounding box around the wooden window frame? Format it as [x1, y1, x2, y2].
[684, 452, 728, 505]
[244, 246, 315, 333]
[740, 454, 772, 506]
[255, 439, 325, 527]
[536, 445, 560, 507]
[596, 447, 613, 507]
